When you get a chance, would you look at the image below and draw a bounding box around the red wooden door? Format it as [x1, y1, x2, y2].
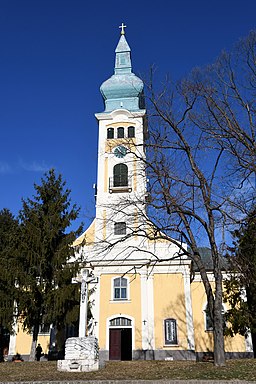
[109, 329, 121, 360]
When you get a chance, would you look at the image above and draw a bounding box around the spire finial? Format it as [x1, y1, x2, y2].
[119, 22, 127, 35]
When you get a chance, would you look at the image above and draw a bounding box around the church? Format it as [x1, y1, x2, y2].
[72, 25, 252, 361]
[8, 26, 252, 361]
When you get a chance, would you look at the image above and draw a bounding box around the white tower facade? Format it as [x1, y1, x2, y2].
[94, 109, 147, 246]
[94, 31, 147, 248]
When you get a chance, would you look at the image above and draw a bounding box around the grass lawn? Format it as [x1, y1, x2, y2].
[0, 359, 256, 382]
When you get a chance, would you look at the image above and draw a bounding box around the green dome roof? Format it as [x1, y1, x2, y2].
[100, 34, 144, 112]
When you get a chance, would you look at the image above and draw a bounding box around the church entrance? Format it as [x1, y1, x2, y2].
[109, 317, 132, 361]
[109, 328, 132, 360]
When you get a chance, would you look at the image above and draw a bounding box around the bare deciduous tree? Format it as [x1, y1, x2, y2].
[82, 31, 255, 367]
[140, 31, 255, 366]
[188, 30, 256, 183]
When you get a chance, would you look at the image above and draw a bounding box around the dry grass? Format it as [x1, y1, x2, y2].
[0, 359, 256, 382]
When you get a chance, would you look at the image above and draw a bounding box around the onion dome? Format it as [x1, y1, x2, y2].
[100, 25, 144, 112]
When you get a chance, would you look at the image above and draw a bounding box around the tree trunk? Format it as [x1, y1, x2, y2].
[213, 272, 226, 366]
[56, 325, 66, 360]
[29, 324, 39, 361]
[213, 313, 225, 366]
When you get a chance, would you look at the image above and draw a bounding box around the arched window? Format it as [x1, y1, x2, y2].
[114, 222, 126, 235]
[107, 127, 114, 139]
[164, 318, 177, 345]
[113, 277, 128, 300]
[113, 164, 128, 187]
[128, 126, 135, 138]
[117, 127, 124, 138]
[109, 317, 131, 326]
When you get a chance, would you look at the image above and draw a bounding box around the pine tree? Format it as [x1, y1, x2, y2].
[224, 207, 256, 356]
[0, 209, 20, 361]
[17, 169, 82, 360]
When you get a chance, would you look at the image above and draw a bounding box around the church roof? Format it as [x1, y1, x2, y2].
[100, 27, 144, 112]
[192, 247, 229, 272]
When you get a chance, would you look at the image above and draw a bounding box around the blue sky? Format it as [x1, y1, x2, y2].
[0, 0, 255, 231]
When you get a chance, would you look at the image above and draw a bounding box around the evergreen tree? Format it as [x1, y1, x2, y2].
[17, 169, 82, 360]
[224, 207, 256, 356]
[0, 209, 20, 361]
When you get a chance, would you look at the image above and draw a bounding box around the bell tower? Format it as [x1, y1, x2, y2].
[94, 25, 147, 245]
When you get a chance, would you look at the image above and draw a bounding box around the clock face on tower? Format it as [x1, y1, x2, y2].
[114, 145, 127, 158]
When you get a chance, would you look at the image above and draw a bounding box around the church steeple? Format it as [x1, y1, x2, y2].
[100, 25, 144, 112]
[114, 32, 132, 75]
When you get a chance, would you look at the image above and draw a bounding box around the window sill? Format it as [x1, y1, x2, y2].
[110, 299, 131, 303]
[114, 233, 127, 237]
[163, 344, 179, 347]
[109, 186, 132, 193]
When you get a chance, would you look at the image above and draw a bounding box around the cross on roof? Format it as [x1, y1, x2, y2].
[119, 22, 127, 35]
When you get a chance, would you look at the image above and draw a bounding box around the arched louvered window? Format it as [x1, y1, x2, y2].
[128, 126, 135, 138]
[117, 127, 124, 138]
[109, 317, 131, 326]
[113, 164, 128, 187]
[107, 127, 114, 139]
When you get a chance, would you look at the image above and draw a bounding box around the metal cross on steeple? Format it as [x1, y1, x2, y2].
[119, 22, 127, 35]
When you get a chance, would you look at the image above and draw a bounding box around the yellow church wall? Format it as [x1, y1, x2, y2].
[104, 158, 108, 193]
[98, 273, 142, 350]
[153, 273, 187, 350]
[73, 218, 95, 247]
[191, 280, 246, 353]
[102, 209, 107, 241]
[14, 325, 50, 357]
[133, 210, 138, 240]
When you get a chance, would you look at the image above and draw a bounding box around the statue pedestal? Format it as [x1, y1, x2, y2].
[57, 336, 99, 372]
[57, 358, 99, 372]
